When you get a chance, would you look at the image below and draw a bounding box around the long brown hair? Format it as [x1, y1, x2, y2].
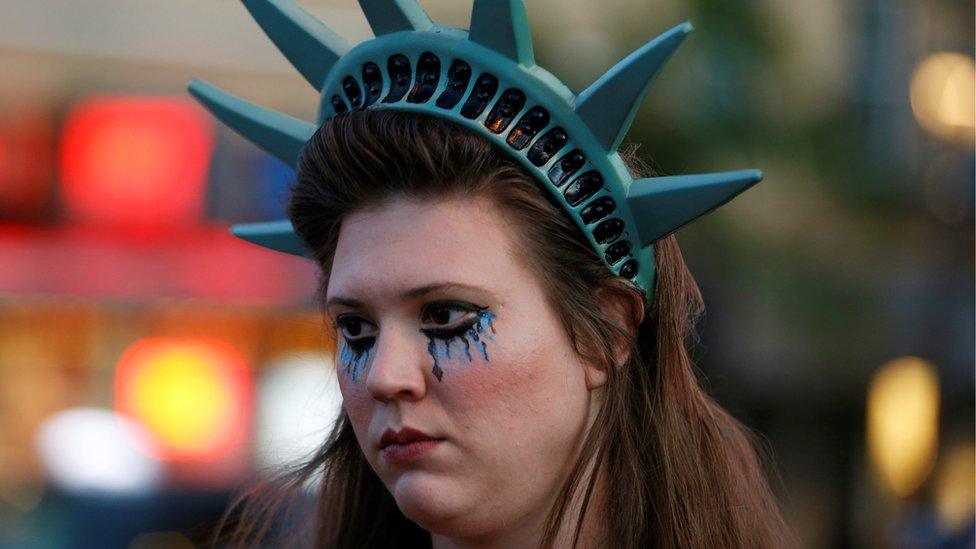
[217, 110, 791, 548]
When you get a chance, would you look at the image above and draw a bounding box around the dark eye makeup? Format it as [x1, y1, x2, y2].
[333, 315, 376, 354]
[333, 300, 489, 351]
[334, 300, 498, 383]
[419, 300, 488, 338]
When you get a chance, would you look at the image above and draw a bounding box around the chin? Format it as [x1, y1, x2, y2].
[388, 471, 479, 535]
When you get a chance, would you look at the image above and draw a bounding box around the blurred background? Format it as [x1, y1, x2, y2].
[0, 0, 972, 547]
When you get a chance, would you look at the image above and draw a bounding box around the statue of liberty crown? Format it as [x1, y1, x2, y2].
[189, 0, 762, 299]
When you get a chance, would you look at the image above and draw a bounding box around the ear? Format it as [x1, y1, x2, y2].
[583, 284, 646, 390]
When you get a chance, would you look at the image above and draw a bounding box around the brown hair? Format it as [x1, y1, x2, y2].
[217, 110, 792, 548]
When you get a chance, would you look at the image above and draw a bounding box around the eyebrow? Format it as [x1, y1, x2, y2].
[325, 282, 490, 311]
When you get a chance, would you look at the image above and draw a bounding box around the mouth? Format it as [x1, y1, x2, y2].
[378, 427, 444, 463]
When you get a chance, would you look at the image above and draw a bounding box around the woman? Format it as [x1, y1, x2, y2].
[197, 1, 792, 546]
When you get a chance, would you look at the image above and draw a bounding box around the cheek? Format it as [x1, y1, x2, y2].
[441, 315, 589, 449]
[337, 371, 373, 435]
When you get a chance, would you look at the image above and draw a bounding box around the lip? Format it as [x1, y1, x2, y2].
[379, 427, 444, 464]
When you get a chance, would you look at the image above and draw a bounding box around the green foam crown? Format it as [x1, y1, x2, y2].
[189, 0, 763, 297]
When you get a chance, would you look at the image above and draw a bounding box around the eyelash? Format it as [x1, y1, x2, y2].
[333, 301, 488, 351]
[332, 316, 375, 354]
[420, 301, 487, 338]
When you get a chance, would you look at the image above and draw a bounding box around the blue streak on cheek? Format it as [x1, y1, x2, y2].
[428, 337, 444, 381]
[468, 311, 496, 361]
[338, 341, 372, 383]
[422, 311, 498, 382]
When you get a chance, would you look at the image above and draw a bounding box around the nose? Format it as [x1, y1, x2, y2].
[365, 325, 429, 403]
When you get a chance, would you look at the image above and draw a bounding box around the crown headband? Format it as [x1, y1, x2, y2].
[189, 0, 762, 298]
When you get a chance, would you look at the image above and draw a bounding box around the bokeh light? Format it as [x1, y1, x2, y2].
[34, 408, 162, 495]
[933, 442, 976, 533]
[114, 338, 252, 461]
[0, 108, 55, 220]
[909, 52, 976, 145]
[866, 356, 941, 497]
[59, 97, 213, 227]
[255, 353, 342, 471]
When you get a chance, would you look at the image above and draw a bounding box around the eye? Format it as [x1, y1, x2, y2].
[334, 314, 377, 342]
[420, 301, 486, 337]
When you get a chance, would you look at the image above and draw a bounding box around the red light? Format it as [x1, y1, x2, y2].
[0, 107, 56, 220]
[60, 97, 213, 228]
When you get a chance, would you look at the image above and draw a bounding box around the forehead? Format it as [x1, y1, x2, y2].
[327, 196, 523, 302]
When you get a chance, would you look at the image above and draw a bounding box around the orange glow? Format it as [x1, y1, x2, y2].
[866, 356, 940, 497]
[60, 97, 213, 228]
[910, 52, 976, 144]
[934, 442, 976, 532]
[115, 338, 251, 461]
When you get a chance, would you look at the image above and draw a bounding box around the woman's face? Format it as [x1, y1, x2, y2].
[325, 195, 600, 538]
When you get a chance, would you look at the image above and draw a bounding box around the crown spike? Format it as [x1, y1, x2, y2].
[189, 79, 316, 168]
[626, 169, 762, 243]
[232, 220, 310, 257]
[468, 0, 535, 66]
[241, 0, 350, 90]
[575, 22, 692, 152]
[358, 0, 433, 35]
